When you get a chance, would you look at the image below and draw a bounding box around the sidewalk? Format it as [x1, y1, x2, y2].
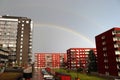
[0, 72, 23, 80]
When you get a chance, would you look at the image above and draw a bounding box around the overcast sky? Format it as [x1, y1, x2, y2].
[0, 0, 120, 53]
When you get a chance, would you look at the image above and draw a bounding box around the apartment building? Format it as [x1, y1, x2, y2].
[67, 48, 96, 70]
[34, 53, 67, 68]
[95, 27, 120, 76]
[0, 15, 33, 67]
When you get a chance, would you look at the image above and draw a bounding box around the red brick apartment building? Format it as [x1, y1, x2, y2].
[34, 53, 67, 68]
[95, 27, 120, 76]
[67, 48, 96, 70]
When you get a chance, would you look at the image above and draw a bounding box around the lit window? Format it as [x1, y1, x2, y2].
[26, 21, 29, 23]
[22, 21, 24, 23]
[20, 45, 23, 48]
[22, 24, 24, 26]
[116, 58, 120, 62]
[21, 38, 23, 41]
[115, 50, 120, 55]
[113, 37, 117, 41]
[18, 21, 21, 23]
[114, 44, 119, 48]
[20, 57, 22, 60]
[21, 42, 23, 44]
[21, 27, 24, 30]
[20, 53, 22, 56]
[112, 31, 116, 35]
[21, 34, 23, 37]
[29, 46, 32, 48]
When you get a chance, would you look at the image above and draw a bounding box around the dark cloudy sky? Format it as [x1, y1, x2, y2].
[0, 0, 120, 53]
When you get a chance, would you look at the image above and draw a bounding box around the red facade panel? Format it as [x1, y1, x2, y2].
[35, 53, 66, 68]
[52, 54, 60, 68]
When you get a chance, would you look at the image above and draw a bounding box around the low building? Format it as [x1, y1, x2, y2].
[34, 53, 67, 68]
[67, 48, 96, 70]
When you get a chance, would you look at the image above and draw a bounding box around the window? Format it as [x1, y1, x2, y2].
[115, 50, 120, 55]
[112, 31, 120, 35]
[22, 24, 24, 26]
[26, 21, 29, 23]
[21, 34, 23, 37]
[101, 36, 105, 39]
[20, 49, 22, 52]
[21, 38, 23, 41]
[21, 42, 23, 44]
[103, 47, 107, 51]
[113, 37, 117, 41]
[20, 53, 22, 56]
[18, 21, 21, 23]
[113, 37, 120, 41]
[114, 44, 119, 48]
[20, 57, 22, 60]
[103, 53, 107, 57]
[21, 31, 24, 34]
[9, 44, 14, 47]
[112, 31, 116, 35]
[21, 27, 24, 30]
[20, 45, 23, 48]
[117, 65, 120, 69]
[116, 58, 120, 62]
[105, 72, 109, 76]
[22, 20, 24, 23]
[104, 59, 108, 63]
[105, 65, 108, 69]
[102, 41, 106, 45]
[118, 72, 120, 76]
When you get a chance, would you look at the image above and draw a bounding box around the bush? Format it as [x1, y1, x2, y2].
[77, 68, 83, 72]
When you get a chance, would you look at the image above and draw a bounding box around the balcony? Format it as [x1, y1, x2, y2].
[115, 34, 120, 37]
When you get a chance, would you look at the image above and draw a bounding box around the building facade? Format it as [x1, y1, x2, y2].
[95, 27, 120, 76]
[0, 48, 9, 67]
[67, 48, 96, 70]
[34, 53, 67, 68]
[0, 15, 33, 67]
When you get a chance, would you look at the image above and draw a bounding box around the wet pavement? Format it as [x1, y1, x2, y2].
[22, 69, 43, 80]
[31, 69, 43, 80]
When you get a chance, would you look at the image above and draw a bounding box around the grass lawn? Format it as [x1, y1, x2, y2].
[54, 69, 106, 80]
[0, 72, 23, 80]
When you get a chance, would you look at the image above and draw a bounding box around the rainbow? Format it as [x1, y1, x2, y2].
[34, 23, 95, 47]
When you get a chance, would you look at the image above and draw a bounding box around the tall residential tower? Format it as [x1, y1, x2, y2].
[0, 15, 33, 67]
[96, 27, 120, 76]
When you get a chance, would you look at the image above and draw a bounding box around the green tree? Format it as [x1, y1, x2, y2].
[88, 50, 97, 73]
